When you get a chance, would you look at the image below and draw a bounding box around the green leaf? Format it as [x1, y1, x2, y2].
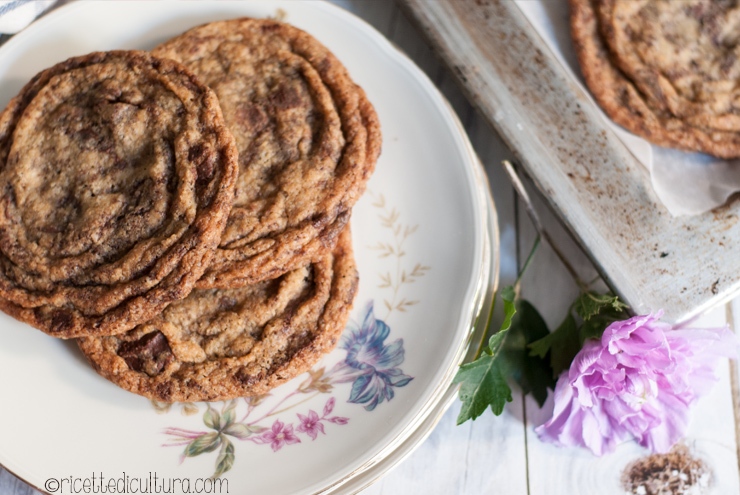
[497, 287, 517, 331]
[502, 300, 556, 407]
[203, 407, 221, 431]
[222, 423, 257, 439]
[221, 400, 237, 427]
[454, 286, 518, 424]
[184, 432, 221, 457]
[528, 313, 581, 377]
[579, 306, 629, 344]
[486, 285, 517, 356]
[573, 291, 629, 344]
[454, 354, 511, 423]
[247, 424, 268, 434]
[213, 436, 235, 478]
[212, 436, 235, 479]
[574, 291, 628, 322]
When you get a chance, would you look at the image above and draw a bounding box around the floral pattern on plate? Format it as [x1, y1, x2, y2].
[0, 2, 490, 493]
[158, 196, 425, 478]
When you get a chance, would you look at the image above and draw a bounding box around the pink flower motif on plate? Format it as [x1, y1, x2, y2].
[253, 420, 301, 452]
[296, 397, 349, 441]
[297, 410, 325, 440]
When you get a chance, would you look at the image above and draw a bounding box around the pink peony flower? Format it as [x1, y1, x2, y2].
[536, 312, 737, 455]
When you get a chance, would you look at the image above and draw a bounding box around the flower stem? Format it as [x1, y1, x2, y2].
[473, 285, 497, 360]
[514, 235, 540, 298]
[470, 159, 587, 361]
[269, 392, 320, 418]
[502, 160, 588, 291]
[239, 399, 255, 423]
[472, 197, 542, 360]
[248, 390, 299, 425]
[163, 427, 207, 437]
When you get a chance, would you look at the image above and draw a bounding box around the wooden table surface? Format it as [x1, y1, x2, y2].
[2, 1, 739, 494]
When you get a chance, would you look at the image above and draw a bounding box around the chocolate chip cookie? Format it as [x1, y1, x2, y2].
[78, 227, 358, 402]
[570, 0, 740, 158]
[0, 51, 238, 338]
[152, 18, 380, 288]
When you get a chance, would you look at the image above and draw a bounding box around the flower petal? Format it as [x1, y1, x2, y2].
[538, 311, 734, 456]
[637, 392, 689, 453]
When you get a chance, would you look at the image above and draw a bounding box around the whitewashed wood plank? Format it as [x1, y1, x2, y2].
[728, 297, 740, 474]
[330, 0, 397, 36]
[392, 1, 740, 491]
[514, 170, 600, 328]
[399, 0, 740, 325]
[506, 164, 740, 494]
[336, 1, 477, 135]
[362, 398, 529, 495]
[386, 5, 441, 83]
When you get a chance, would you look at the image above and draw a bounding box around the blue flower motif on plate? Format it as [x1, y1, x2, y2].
[336, 301, 413, 411]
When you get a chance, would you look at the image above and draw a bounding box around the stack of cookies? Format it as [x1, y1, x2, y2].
[570, 0, 740, 158]
[0, 18, 380, 402]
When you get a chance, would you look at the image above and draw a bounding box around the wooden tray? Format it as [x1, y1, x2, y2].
[400, 0, 740, 323]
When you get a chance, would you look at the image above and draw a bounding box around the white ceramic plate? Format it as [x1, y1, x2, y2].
[337, 163, 500, 494]
[0, 2, 495, 494]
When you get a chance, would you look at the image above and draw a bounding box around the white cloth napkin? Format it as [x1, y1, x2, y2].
[0, 0, 55, 34]
[514, 1, 740, 216]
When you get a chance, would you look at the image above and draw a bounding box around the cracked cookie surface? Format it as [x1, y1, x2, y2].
[0, 50, 238, 338]
[153, 18, 380, 288]
[78, 227, 358, 402]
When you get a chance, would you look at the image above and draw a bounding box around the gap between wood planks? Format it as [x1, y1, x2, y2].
[513, 167, 533, 495]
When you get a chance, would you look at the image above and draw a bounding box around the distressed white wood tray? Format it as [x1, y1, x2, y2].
[400, 0, 740, 324]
